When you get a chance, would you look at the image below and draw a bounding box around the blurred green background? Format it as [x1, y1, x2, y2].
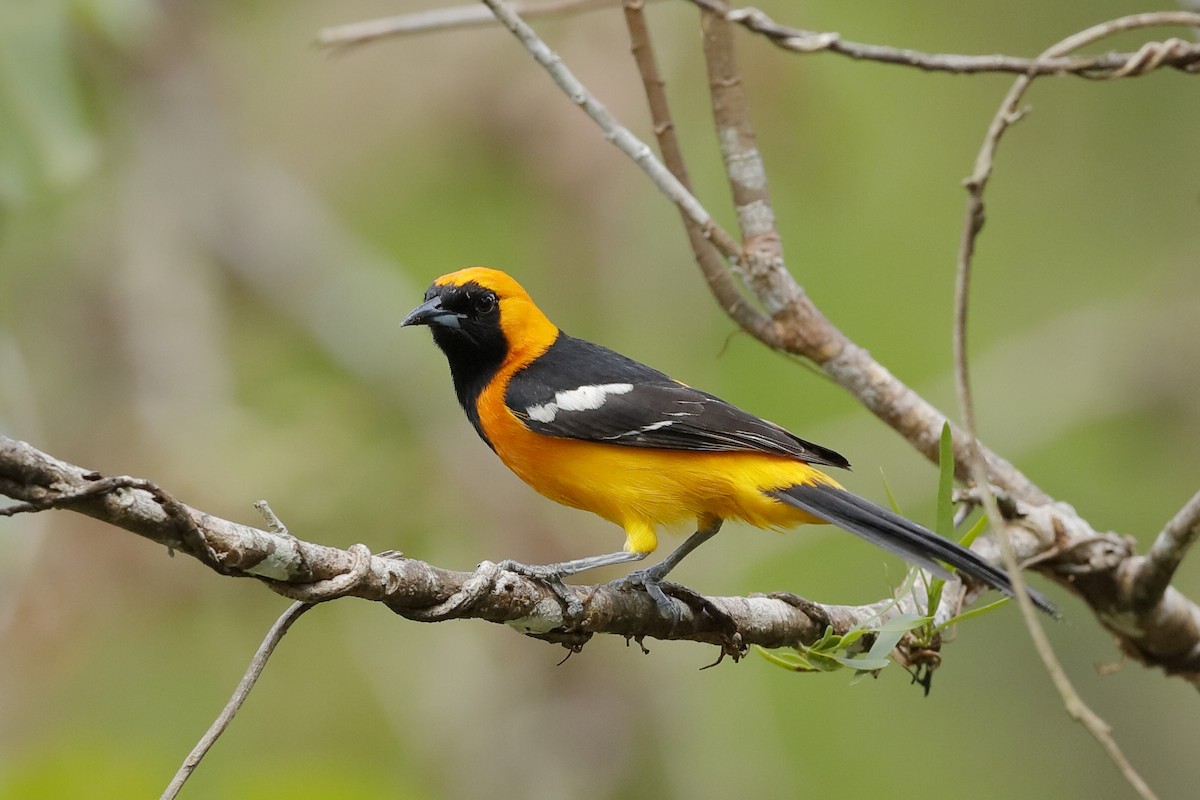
[2, 1, 1198, 797]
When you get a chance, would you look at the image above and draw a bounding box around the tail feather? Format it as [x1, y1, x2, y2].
[770, 483, 1058, 617]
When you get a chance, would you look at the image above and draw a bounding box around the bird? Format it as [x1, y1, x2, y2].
[402, 267, 1056, 618]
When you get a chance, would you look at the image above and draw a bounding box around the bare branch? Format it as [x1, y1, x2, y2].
[0, 434, 961, 659]
[316, 0, 623, 51]
[479, 0, 742, 265]
[161, 601, 315, 800]
[689, 0, 1200, 77]
[321, 0, 1200, 77]
[620, 0, 773, 340]
[1132, 490, 1200, 612]
[700, 10, 790, 313]
[952, 13, 1200, 800]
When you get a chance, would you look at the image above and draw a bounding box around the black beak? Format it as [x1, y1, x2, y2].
[401, 296, 463, 329]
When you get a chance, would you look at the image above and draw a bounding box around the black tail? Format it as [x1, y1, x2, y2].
[770, 483, 1058, 617]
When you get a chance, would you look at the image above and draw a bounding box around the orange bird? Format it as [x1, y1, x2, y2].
[403, 267, 1054, 617]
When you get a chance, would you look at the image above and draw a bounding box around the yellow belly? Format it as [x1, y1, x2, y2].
[477, 382, 840, 555]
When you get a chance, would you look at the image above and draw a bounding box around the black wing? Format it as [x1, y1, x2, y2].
[506, 333, 850, 469]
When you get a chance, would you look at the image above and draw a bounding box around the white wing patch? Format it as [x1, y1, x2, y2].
[601, 418, 676, 440]
[525, 383, 635, 423]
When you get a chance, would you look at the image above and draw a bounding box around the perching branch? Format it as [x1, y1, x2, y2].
[0, 434, 967, 658]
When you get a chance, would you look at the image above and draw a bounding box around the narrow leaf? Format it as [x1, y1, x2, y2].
[934, 597, 1011, 633]
[959, 512, 989, 549]
[936, 422, 955, 537]
[880, 469, 903, 516]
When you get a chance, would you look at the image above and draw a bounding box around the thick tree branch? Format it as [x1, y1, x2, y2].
[0, 434, 970, 661]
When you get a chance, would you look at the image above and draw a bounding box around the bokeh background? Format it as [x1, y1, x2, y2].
[2, 1, 1199, 797]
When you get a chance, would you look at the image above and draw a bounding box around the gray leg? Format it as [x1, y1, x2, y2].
[616, 518, 724, 624]
[635, 518, 724, 583]
[497, 550, 648, 624]
[497, 549, 647, 582]
[497, 518, 724, 626]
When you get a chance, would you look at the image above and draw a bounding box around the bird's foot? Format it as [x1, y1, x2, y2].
[613, 571, 743, 657]
[496, 559, 584, 624]
[612, 566, 681, 628]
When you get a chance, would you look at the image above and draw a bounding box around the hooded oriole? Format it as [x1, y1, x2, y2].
[403, 267, 1054, 617]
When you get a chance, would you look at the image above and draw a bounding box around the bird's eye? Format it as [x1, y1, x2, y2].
[474, 292, 497, 315]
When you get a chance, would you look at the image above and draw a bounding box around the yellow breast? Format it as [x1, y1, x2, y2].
[477, 375, 839, 554]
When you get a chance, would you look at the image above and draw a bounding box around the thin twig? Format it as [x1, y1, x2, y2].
[620, 0, 773, 339]
[953, 13, 1200, 800]
[160, 601, 315, 800]
[479, 0, 742, 262]
[689, 0, 1200, 77]
[320, 0, 1200, 77]
[699, 9, 789, 312]
[317, 0, 622, 51]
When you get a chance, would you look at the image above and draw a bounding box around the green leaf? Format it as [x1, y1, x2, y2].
[958, 512, 989, 549]
[871, 613, 928, 634]
[936, 422, 955, 537]
[833, 654, 891, 671]
[933, 597, 1010, 633]
[880, 469, 903, 516]
[757, 647, 816, 672]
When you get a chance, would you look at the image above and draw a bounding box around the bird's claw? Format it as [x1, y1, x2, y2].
[612, 568, 682, 629]
[496, 558, 567, 582]
[496, 559, 584, 624]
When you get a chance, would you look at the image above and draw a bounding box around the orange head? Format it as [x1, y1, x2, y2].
[402, 268, 560, 410]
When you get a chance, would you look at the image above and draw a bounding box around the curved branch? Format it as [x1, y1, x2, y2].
[952, 14, 1200, 798]
[953, 10, 1200, 666]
